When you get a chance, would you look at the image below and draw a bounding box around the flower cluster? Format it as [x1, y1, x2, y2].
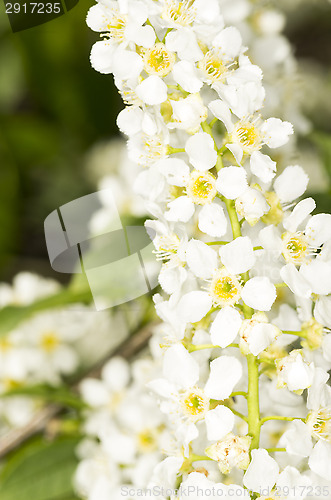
[85, 0, 331, 498]
[75, 355, 169, 499]
[0, 273, 112, 435]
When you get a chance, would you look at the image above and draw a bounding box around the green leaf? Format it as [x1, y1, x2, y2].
[0, 436, 80, 500]
[1, 384, 87, 410]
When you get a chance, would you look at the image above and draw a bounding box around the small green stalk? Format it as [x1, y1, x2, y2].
[246, 354, 261, 449]
[206, 127, 261, 452]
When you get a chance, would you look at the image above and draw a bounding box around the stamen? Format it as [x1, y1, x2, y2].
[143, 43, 176, 77]
[307, 407, 331, 443]
[209, 268, 242, 307]
[281, 232, 309, 265]
[106, 13, 127, 42]
[162, 0, 197, 26]
[198, 49, 230, 83]
[230, 118, 262, 154]
[40, 331, 60, 352]
[186, 171, 216, 205]
[180, 387, 210, 422]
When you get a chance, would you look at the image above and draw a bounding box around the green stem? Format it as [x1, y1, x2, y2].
[266, 447, 286, 453]
[221, 404, 248, 422]
[283, 329, 308, 339]
[246, 354, 261, 449]
[210, 117, 218, 128]
[168, 147, 185, 154]
[203, 125, 261, 452]
[206, 240, 228, 246]
[260, 416, 305, 425]
[187, 342, 239, 352]
[201, 121, 213, 136]
[190, 454, 213, 462]
[187, 343, 214, 352]
[230, 391, 247, 399]
[224, 198, 241, 240]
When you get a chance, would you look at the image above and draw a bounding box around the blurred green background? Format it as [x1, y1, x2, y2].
[0, 0, 123, 279]
[1, 0, 331, 282]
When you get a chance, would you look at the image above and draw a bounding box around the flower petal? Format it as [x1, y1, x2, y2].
[274, 165, 309, 203]
[186, 239, 218, 279]
[185, 132, 217, 171]
[241, 277, 276, 311]
[219, 236, 255, 274]
[204, 355, 243, 400]
[205, 405, 235, 441]
[136, 76, 168, 105]
[198, 203, 227, 237]
[216, 166, 248, 200]
[243, 449, 279, 492]
[163, 344, 199, 389]
[177, 291, 212, 324]
[210, 306, 242, 347]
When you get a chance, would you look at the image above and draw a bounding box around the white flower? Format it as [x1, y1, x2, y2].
[0, 272, 59, 307]
[172, 60, 203, 93]
[136, 76, 168, 105]
[80, 357, 130, 409]
[143, 42, 176, 76]
[241, 276, 277, 311]
[210, 306, 242, 347]
[281, 259, 331, 300]
[165, 27, 203, 62]
[85, 0, 330, 495]
[275, 350, 315, 392]
[91, 43, 144, 79]
[185, 132, 217, 171]
[209, 100, 293, 163]
[239, 312, 280, 356]
[198, 202, 228, 237]
[164, 169, 227, 237]
[216, 166, 248, 200]
[205, 405, 235, 441]
[206, 433, 251, 474]
[308, 440, 331, 480]
[128, 131, 168, 166]
[168, 94, 208, 132]
[148, 345, 239, 454]
[282, 419, 313, 457]
[250, 150, 277, 183]
[276, 466, 311, 500]
[274, 165, 309, 204]
[243, 449, 279, 492]
[87, 0, 155, 47]
[161, 0, 197, 28]
[177, 291, 212, 323]
[18, 309, 86, 384]
[219, 236, 255, 275]
[208, 267, 242, 307]
[157, 157, 190, 187]
[185, 239, 218, 279]
[235, 187, 270, 225]
[204, 355, 243, 400]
